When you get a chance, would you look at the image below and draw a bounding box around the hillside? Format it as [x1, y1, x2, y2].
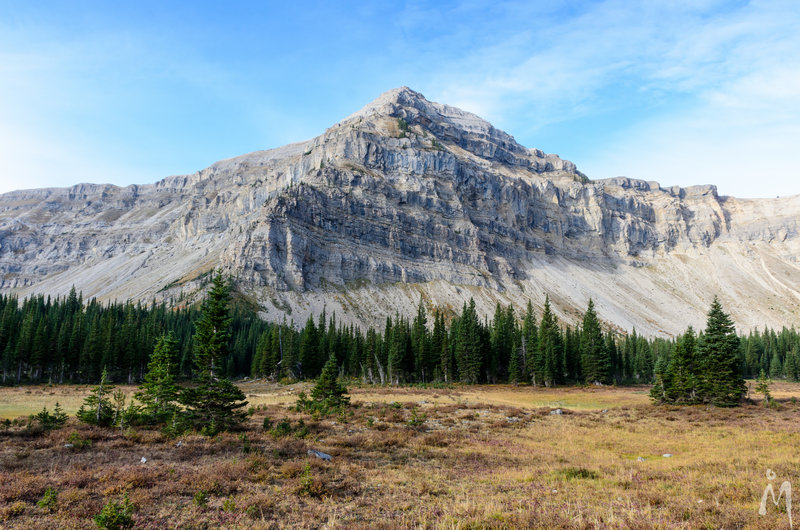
[2, 87, 799, 335]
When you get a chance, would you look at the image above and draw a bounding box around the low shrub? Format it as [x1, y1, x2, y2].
[66, 431, 91, 450]
[93, 493, 134, 529]
[35, 402, 68, 432]
[37, 487, 58, 512]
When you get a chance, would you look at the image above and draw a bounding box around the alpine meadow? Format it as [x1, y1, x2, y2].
[3, 3, 800, 527]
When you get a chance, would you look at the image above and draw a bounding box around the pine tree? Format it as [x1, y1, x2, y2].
[755, 369, 772, 406]
[431, 310, 447, 382]
[411, 299, 431, 382]
[191, 271, 232, 378]
[77, 367, 115, 426]
[697, 297, 746, 407]
[299, 315, 319, 379]
[250, 330, 267, 377]
[388, 316, 410, 384]
[508, 342, 521, 385]
[456, 299, 482, 384]
[650, 354, 673, 404]
[537, 296, 562, 387]
[308, 353, 350, 410]
[520, 301, 537, 384]
[489, 304, 514, 383]
[563, 326, 581, 382]
[180, 271, 247, 433]
[504, 304, 518, 382]
[667, 327, 698, 403]
[769, 349, 783, 379]
[605, 331, 619, 383]
[789, 346, 800, 382]
[135, 332, 180, 423]
[30, 319, 48, 381]
[580, 299, 609, 385]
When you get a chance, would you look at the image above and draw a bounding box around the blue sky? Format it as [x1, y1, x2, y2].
[1, 0, 799, 198]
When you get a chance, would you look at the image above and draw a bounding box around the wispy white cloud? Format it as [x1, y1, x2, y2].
[1, 1, 799, 199]
[427, 0, 800, 197]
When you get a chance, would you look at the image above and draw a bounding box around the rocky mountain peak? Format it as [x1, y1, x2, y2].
[345, 86, 493, 135]
[335, 86, 580, 178]
[1, 89, 799, 337]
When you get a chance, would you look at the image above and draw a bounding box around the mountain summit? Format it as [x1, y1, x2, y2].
[1, 88, 799, 335]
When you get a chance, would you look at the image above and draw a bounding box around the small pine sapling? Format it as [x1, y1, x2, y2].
[76, 367, 116, 427]
[755, 369, 773, 406]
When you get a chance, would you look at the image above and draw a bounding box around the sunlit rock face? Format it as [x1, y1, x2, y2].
[2, 87, 799, 336]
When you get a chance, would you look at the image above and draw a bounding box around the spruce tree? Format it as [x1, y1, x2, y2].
[667, 327, 698, 403]
[431, 310, 447, 382]
[456, 299, 482, 384]
[77, 367, 115, 426]
[755, 369, 772, 406]
[520, 301, 537, 384]
[537, 296, 562, 387]
[180, 271, 247, 433]
[769, 349, 783, 379]
[489, 303, 502, 383]
[697, 297, 745, 407]
[508, 343, 521, 385]
[650, 354, 673, 404]
[580, 299, 609, 385]
[299, 315, 319, 379]
[135, 332, 180, 423]
[388, 316, 410, 384]
[192, 271, 232, 378]
[411, 299, 431, 382]
[308, 353, 350, 410]
[789, 346, 800, 382]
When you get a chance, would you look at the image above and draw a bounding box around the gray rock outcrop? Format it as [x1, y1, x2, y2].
[2, 87, 799, 336]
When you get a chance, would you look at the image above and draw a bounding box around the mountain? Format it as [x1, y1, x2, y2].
[1, 87, 799, 336]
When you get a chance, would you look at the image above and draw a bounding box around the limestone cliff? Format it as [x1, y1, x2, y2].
[2, 87, 799, 336]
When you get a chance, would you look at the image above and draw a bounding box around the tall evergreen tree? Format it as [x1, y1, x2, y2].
[191, 272, 232, 378]
[411, 299, 432, 382]
[667, 327, 698, 403]
[537, 296, 562, 386]
[388, 316, 410, 384]
[580, 299, 609, 385]
[299, 314, 319, 379]
[180, 271, 247, 433]
[431, 310, 447, 382]
[769, 349, 783, 379]
[650, 354, 673, 403]
[787, 346, 800, 382]
[456, 299, 482, 384]
[135, 332, 180, 423]
[520, 301, 537, 383]
[697, 297, 745, 407]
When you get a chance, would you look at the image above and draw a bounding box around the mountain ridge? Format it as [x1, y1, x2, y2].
[1, 87, 799, 336]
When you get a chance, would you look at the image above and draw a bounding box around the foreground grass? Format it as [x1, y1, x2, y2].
[1, 383, 798, 528]
[0, 385, 139, 420]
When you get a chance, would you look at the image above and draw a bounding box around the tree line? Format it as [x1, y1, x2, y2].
[650, 297, 745, 406]
[1, 285, 798, 388]
[74, 271, 248, 435]
[0, 287, 266, 385]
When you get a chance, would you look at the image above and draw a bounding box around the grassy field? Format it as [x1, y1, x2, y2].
[1, 381, 799, 528]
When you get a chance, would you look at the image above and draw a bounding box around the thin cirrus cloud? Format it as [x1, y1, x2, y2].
[428, 0, 800, 198]
[0, 1, 798, 199]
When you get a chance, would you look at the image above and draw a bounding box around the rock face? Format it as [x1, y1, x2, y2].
[2, 87, 800, 336]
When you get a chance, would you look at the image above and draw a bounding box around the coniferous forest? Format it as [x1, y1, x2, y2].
[1, 283, 799, 389]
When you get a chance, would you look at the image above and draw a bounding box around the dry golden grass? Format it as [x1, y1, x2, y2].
[0, 384, 139, 419]
[1, 381, 799, 528]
